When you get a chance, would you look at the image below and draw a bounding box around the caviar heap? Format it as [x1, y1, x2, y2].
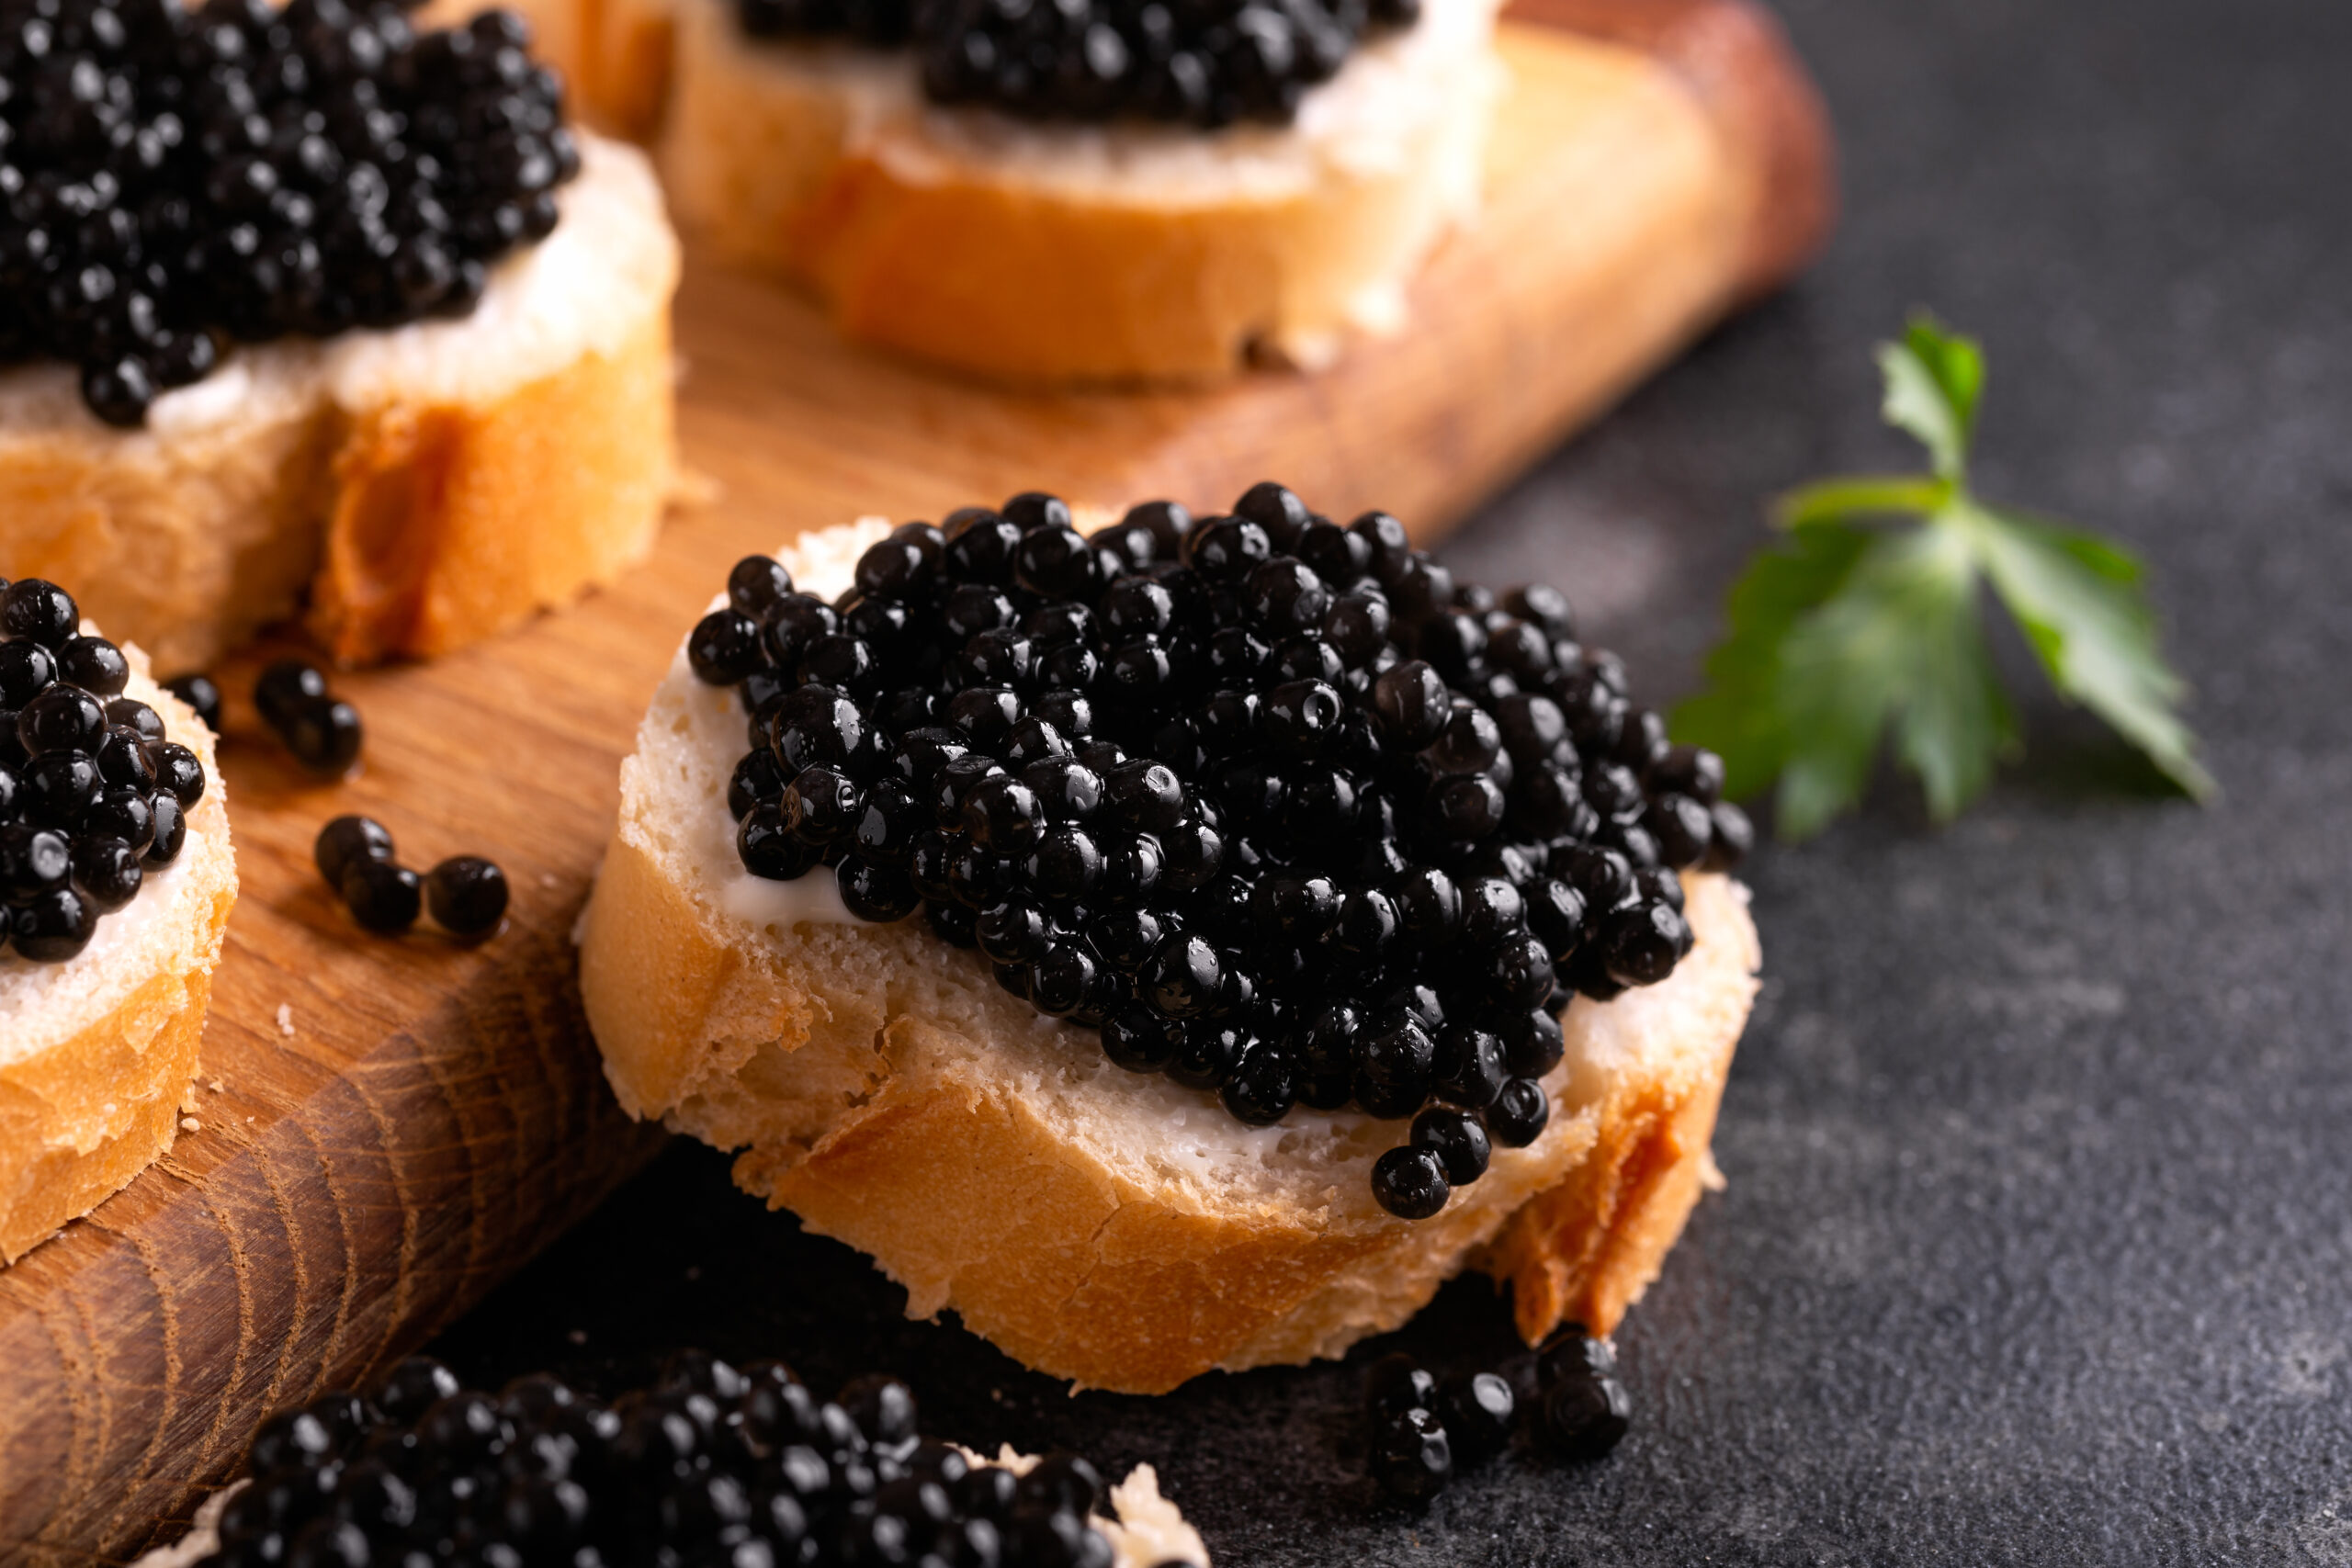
[0, 0, 581, 426]
[689, 485, 1750, 1220]
[0, 576, 205, 963]
[197, 1351, 1168, 1568]
[735, 0, 1419, 127]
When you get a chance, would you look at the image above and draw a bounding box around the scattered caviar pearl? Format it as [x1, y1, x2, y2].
[1370, 1406, 1453, 1502]
[315, 816, 396, 889]
[1543, 1354, 1633, 1461]
[425, 856, 510, 938]
[255, 660, 331, 731]
[1440, 1371, 1517, 1465]
[342, 859, 422, 934]
[283, 697, 366, 775]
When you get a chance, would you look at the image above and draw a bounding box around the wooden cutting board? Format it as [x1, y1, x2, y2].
[0, 6, 1830, 1561]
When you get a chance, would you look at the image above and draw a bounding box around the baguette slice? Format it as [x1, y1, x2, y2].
[134, 1454, 1207, 1568]
[0, 639, 238, 1265]
[576, 520, 1760, 1394]
[0, 135, 681, 673]
[652, 0, 1505, 379]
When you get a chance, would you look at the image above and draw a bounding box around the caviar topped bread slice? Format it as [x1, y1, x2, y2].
[0, 0, 681, 670]
[639, 0, 1501, 379]
[0, 577, 236, 1264]
[578, 490, 1760, 1393]
[138, 1351, 1208, 1568]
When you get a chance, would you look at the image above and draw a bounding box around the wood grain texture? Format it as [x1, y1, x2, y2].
[0, 10, 1831, 1562]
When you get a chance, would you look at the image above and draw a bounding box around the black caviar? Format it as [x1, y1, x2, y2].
[198, 1351, 1163, 1568]
[0, 576, 205, 964]
[164, 671, 224, 735]
[0, 0, 581, 427]
[736, 0, 1420, 127]
[1362, 1328, 1625, 1502]
[691, 485, 1750, 1220]
[257, 658, 364, 773]
[316, 813, 511, 941]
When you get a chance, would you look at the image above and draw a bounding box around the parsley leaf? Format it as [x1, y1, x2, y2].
[1671, 313, 2213, 839]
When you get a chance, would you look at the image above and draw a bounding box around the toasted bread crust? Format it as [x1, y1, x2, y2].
[0, 677, 238, 1265]
[654, 0, 1498, 381]
[309, 304, 674, 662]
[1474, 878, 1760, 1339]
[581, 802, 1758, 1390]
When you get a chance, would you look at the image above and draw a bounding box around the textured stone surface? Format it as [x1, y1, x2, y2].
[432, 0, 2352, 1560]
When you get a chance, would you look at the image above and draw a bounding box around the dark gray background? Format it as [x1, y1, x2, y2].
[434, 0, 2352, 1561]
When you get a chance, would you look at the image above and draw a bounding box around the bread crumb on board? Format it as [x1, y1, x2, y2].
[276, 1004, 295, 1037]
[180, 1117, 200, 1133]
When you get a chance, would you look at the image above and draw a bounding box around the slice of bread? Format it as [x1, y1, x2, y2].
[0, 640, 238, 1265]
[0, 135, 681, 673]
[647, 0, 1504, 380]
[576, 520, 1760, 1393]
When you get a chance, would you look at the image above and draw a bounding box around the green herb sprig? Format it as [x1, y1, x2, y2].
[1670, 315, 2214, 840]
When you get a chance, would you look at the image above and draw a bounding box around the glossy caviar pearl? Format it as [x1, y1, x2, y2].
[1166, 1021, 1243, 1090]
[19, 685, 107, 756]
[1371, 1406, 1453, 1501]
[1219, 1040, 1298, 1124]
[12, 886, 98, 961]
[1371, 1145, 1450, 1219]
[1410, 1104, 1491, 1183]
[282, 698, 365, 774]
[85, 788, 155, 852]
[153, 743, 207, 807]
[96, 729, 158, 792]
[0, 642, 55, 707]
[0, 825, 73, 903]
[255, 660, 331, 730]
[1601, 901, 1691, 987]
[1370, 660, 1449, 747]
[56, 637, 130, 697]
[1439, 1371, 1516, 1464]
[1486, 1077, 1551, 1148]
[342, 859, 423, 934]
[1101, 1007, 1182, 1072]
[728, 555, 797, 618]
[1, 581, 79, 648]
[1145, 935, 1222, 1020]
[689, 609, 767, 685]
[21, 750, 101, 829]
[425, 856, 510, 938]
[1543, 1360, 1633, 1461]
[145, 795, 188, 867]
[70, 837, 150, 910]
[314, 817, 396, 891]
[1704, 800, 1755, 870]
